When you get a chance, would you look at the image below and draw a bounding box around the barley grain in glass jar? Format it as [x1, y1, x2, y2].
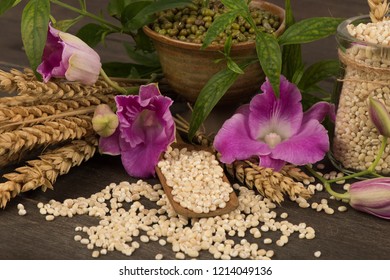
[332, 15, 390, 174]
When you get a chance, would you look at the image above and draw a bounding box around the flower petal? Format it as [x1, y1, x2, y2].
[99, 129, 121, 155]
[214, 105, 271, 164]
[138, 83, 161, 106]
[249, 76, 303, 140]
[259, 155, 286, 171]
[271, 119, 329, 165]
[115, 95, 143, 147]
[65, 53, 101, 85]
[37, 25, 65, 82]
[119, 141, 165, 178]
[303, 101, 336, 124]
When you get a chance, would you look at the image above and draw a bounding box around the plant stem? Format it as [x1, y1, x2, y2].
[368, 136, 387, 172]
[100, 69, 127, 94]
[305, 165, 350, 200]
[50, 0, 121, 32]
[327, 136, 387, 183]
[306, 136, 388, 200]
[324, 181, 350, 200]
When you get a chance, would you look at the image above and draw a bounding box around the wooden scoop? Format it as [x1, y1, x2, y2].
[155, 139, 239, 218]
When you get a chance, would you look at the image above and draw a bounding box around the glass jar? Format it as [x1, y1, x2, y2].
[332, 15, 390, 175]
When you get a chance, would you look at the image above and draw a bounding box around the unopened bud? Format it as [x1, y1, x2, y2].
[92, 104, 118, 137]
[349, 177, 390, 220]
[368, 97, 390, 137]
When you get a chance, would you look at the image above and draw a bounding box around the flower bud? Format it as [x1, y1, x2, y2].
[92, 104, 119, 137]
[349, 177, 390, 219]
[368, 97, 390, 137]
[37, 24, 101, 85]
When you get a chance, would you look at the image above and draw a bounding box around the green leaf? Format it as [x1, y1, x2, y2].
[278, 17, 344, 45]
[291, 66, 305, 85]
[298, 59, 340, 92]
[53, 16, 83, 32]
[256, 32, 281, 96]
[227, 58, 244, 74]
[187, 63, 258, 141]
[301, 90, 325, 111]
[108, 0, 125, 17]
[202, 11, 239, 49]
[121, 1, 153, 27]
[133, 28, 155, 52]
[0, 0, 21, 16]
[223, 35, 232, 55]
[188, 67, 245, 140]
[21, 0, 50, 76]
[126, 0, 193, 31]
[77, 23, 111, 48]
[124, 43, 160, 67]
[221, 0, 249, 11]
[281, 0, 303, 82]
[281, 44, 303, 82]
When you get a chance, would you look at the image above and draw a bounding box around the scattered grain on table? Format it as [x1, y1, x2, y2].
[35, 180, 322, 260]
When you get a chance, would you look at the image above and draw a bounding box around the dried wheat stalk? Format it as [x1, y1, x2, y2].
[368, 0, 390, 22]
[0, 91, 116, 108]
[0, 68, 120, 98]
[0, 95, 115, 130]
[0, 136, 98, 208]
[225, 160, 311, 204]
[0, 115, 94, 168]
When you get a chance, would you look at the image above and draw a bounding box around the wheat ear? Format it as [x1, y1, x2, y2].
[224, 160, 311, 203]
[0, 137, 98, 208]
[0, 115, 94, 168]
[0, 68, 116, 97]
[0, 93, 116, 131]
[368, 0, 390, 22]
[0, 68, 142, 103]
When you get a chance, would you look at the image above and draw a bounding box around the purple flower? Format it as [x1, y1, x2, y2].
[368, 97, 390, 137]
[37, 24, 101, 85]
[99, 83, 175, 178]
[214, 76, 332, 171]
[349, 178, 390, 219]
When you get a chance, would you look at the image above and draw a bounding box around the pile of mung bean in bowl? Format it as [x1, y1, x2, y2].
[142, 0, 285, 104]
[332, 15, 390, 174]
[149, 0, 282, 45]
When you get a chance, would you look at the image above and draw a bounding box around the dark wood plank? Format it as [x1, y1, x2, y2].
[0, 0, 389, 261]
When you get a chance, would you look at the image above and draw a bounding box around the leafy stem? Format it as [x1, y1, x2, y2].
[100, 68, 127, 94]
[305, 136, 388, 200]
[50, 0, 121, 32]
[305, 165, 350, 200]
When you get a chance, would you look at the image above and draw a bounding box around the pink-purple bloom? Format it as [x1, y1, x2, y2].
[37, 24, 101, 85]
[99, 83, 175, 178]
[214, 76, 333, 171]
[349, 178, 390, 219]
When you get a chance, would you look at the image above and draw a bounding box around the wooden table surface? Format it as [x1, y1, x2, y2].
[0, 0, 389, 260]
